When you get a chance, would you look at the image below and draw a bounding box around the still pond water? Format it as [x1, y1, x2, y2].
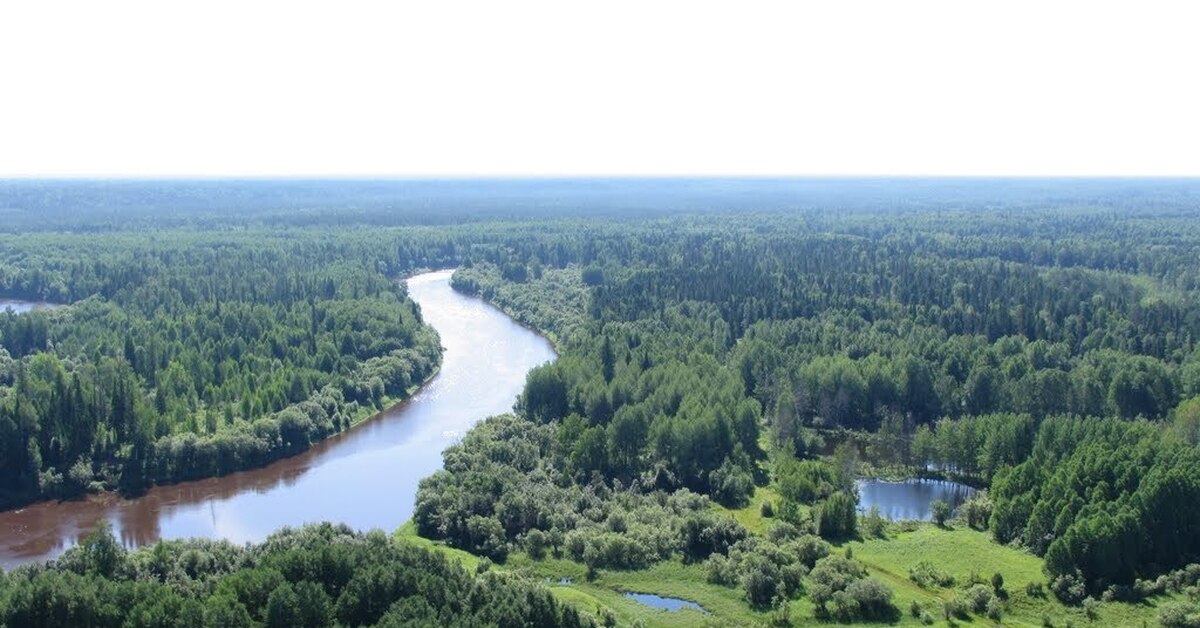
[624, 593, 708, 614]
[856, 478, 976, 521]
[0, 270, 556, 569]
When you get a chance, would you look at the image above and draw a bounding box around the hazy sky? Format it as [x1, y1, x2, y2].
[1, 1, 1197, 177]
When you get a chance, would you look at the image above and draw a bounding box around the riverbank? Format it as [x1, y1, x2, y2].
[448, 263, 588, 350]
[0, 270, 555, 568]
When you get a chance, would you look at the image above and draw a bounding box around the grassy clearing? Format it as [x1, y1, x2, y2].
[845, 523, 1170, 627]
[396, 486, 1176, 627]
[719, 484, 786, 536]
[506, 552, 767, 627]
[394, 520, 484, 572]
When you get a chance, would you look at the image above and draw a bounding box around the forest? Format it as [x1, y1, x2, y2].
[2, 178, 1200, 626]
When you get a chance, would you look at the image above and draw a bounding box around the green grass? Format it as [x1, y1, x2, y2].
[719, 484, 785, 536]
[506, 552, 767, 627]
[395, 483, 1179, 627]
[845, 523, 1171, 627]
[394, 520, 484, 572]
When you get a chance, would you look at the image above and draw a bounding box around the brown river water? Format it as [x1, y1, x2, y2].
[0, 270, 556, 569]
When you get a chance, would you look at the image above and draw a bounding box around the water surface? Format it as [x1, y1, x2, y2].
[624, 593, 707, 614]
[0, 270, 555, 569]
[856, 478, 976, 521]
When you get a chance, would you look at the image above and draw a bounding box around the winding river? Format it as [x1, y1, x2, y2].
[0, 270, 556, 569]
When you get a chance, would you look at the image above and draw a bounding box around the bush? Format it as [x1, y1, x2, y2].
[986, 597, 1003, 621]
[959, 583, 996, 614]
[1051, 570, 1087, 605]
[1082, 597, 1099, 621]
[909, 560, 955, 589]
[523, 529, 548, 560]
[710, 459, 754, 507]
[1159, 601, 1200, 628]
[766, 521, 800, 544]
[822, 577, 898, 622]
[465, 515, 508, 562]
[816, 492, 857, 540]
[760, 500, 775, 518]
[704, 554, 739, 586]
[1026, 581, 1046, 598]
[741, 557, 783, 608]
[943, 596, 968, 620]
[862, 505, 887, 538]
[961, 492, 992, 530]
[791, 534, 832, 568]
[931, 499, 951, 526]
[810, 555, 868, 614]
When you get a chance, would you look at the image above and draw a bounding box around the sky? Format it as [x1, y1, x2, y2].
[1, 1, 1198, 177]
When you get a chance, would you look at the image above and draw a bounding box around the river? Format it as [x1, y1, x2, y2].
[0, 270, 556, 569]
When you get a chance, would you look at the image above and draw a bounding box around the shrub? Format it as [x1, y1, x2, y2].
[961, 492, 993, 530]
[1082, 596, 1099, 621]
[943, 596, 968, 620]
[842, 578, 897, 621]
[986, 597, 1003, 621]
[1026, 581, 1046, 598]
[809, 555, 867, 612]
[1158, 602, 1200, 628]
[791, 534, 831, 568]
[741, 557, 783, 608]
[465, 516, 508, 562]
[817, 492, 858, 540]
[523, 529, 548, 560]
[1051, 570, 1087, 605]
[909, 560, 955, 589]
[766, 521, 800, 544]
[760, 500, 775, 518]
[704, 554, 739, 586]
[931, 499, 951, 526]
[960, 583, 996, 614]
[711, 459, 754, 507]
[862, 506, 887, 538]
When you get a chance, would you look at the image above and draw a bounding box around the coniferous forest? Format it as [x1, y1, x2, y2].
[3, 178, 1200, 626]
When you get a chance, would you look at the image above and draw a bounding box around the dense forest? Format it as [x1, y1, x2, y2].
[0, 231, 444, 506]
[0, 522, 591, 628]
[419, 196, 1200, 624]
[3, 178, 1200, 626]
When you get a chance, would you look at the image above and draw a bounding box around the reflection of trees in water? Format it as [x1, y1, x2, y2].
[0, 452, 315, 567]
[0, 276, 552, 568]
[857, 479, 976, 521]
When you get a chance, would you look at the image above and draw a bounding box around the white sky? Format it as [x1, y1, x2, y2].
[1, 1, 1198, 177]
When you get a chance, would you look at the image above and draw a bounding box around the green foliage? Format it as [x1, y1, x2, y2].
[0, 232, 441, 506]
[816, 492, 858, 540]
[909, 560, 955, 589]
[990, 416, 1200, 591]
[808, 555, 898, 621]
[9, 182, 1200, 624]
[0, 522, 588, 628]
[931, 499, 951, 526]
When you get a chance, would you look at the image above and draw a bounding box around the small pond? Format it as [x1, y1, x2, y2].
[624, 593, 707, 614]
[856, 478, 976, 521]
